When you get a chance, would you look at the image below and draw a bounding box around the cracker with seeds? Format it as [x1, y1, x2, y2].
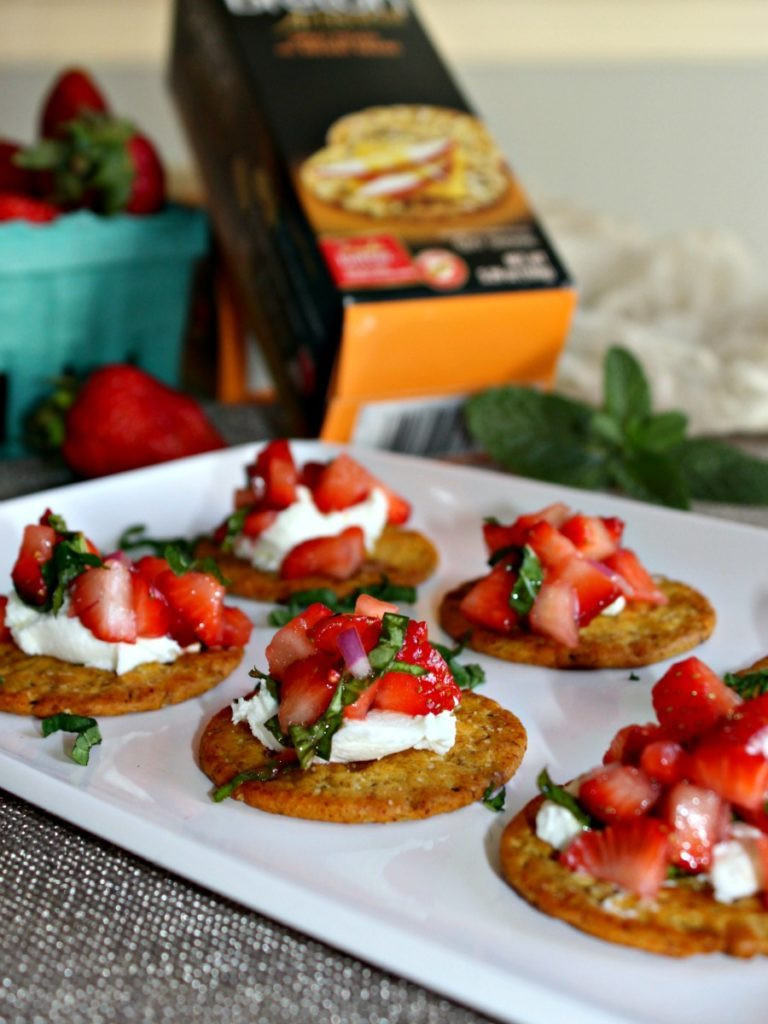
[500, 795, 768, 958]
[197, 524, 438, 602]
[439, 577, 715, 669]
[0, 641, 244, 717]
[199, 691, 526, 823]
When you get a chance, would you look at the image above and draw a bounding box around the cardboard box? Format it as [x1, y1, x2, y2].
[169, 0, 575, 453]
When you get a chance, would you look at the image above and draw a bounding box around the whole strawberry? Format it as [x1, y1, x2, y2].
[0, 193, 59, 223]
[18, 112, 166, 215]
[58, 365, 226, 477]
[40, 67, 109, 138]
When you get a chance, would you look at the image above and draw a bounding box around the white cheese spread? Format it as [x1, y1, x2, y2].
[232, 485, 389, 572]
[709, 823, 764, 903]
[6, 591, 192, 676]
[231, 687, 456, 763]
[601, 595, 626, 617]
[535, 799, 586, 850]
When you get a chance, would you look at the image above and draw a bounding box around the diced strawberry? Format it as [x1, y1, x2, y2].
[343, 679, 381, 721]
[310, 613, 382, 655]
[661, 781, 729, 872]
[131, 572, 171, 638]
[578, 763, 660, 823]
[312, 454, 411, 524]
[155, 569, 225, 647]
[11, 523, 58, 606]
[602, 548, 667, 605]
[233, 486, 257, 509]
[134, 555, 172, 587]
[688, 740, 768, 812]
[525, 521, 579, 571]
[0, 596, 11, 642]
[252, 440, 298, 509]
[652, 657, 742, 743]
[279, 526, 366, 581]
[561, 817, 670, 896]
[69, 560, 137, 643]
[298, 460, 325, 490]
[639, 739, 688, 785]
[528, 577, 579, 647]
[603, 722, 665, 765]
[483, 503, 571, 555]
[459, 563, 519, 634]
[354, 593, 398, 619]
[220, 605, 253, 647]
[278, 651, 341, 730]
[551, 556, 623, 626]
[265, 602, 334, 677]
[241, 507, 279, 539]
[373, 619, 461, 716]
[560, 514, 624, 560]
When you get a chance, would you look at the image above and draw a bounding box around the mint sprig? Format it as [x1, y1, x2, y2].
[466, 345, 768, 510]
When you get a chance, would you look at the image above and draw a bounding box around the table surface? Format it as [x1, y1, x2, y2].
[3, 421, 768, 1024]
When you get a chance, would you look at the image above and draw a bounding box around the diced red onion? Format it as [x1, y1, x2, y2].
[337, 626, 372, 679]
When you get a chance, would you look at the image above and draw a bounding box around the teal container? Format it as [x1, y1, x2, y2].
[0, 203, 209, 451]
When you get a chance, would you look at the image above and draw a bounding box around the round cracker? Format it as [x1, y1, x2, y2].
[0, 641, 244, 717]
[196, 524, 438, 602]
[439, 577, 715, 669]
[199, 691, 526, 823]
[500, 796, 768, 958]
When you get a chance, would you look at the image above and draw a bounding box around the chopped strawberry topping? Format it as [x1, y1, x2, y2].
[154, 569, 225, 647]
[560, 514, 624, 560]
[652, 656, 742, 742]
[312, 453, 411, 524]
[578, 763, 660, 823]
[688, 699, 768, 811]
[252, 439, 298, 509]
[528, 576, 579, 648]
[525, 521, 579, 572]
[241, 508, 279, 539]
[661, 781, 729, 872]
[0, 596, 12, 642]
[279, 526, 366, 581]
[130, 572, 171, 638]
[11, 523, 58, 606]
[278, 651, 341, 730]
[551, 556, 623, 626]
[638, 739, 688, 785]
[133, 555, 172, 587]
[459, 563, 519, 634]
[603, 548, 667, 605]
[265, 602, 334, 677]
[603, 722, 665, 766]
[372, 619, 460, 716]
[354, 593, 398, 619]
[482, 503, 570, 555]
[69, 559, 137, 643]
[561, 818, 670, 896]
[220, 605, 253, 647]
[310, 613, 381, 655]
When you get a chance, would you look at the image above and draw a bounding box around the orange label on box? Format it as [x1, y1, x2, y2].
[318, 235, 419, 289]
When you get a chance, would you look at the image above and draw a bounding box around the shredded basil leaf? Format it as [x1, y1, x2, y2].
[41, 713, 102, 766]
[117, 524, 197, 559]
[537, 767, 593, 827]
[628, 671, 640, 681]
[267, 579, 418, 627]
[481, 784, 506, 812]
[212, 761, 298, 802]
[38, 525, 102, 614]
[220, 508, 249, 553]
[263, 714, 291, 747]
[289, 672, 374, 768]
[508, 545, 543, 616]
[432, 637, 486, 691]
[724, 669, 768, 700]
[487, 545, 520, 568]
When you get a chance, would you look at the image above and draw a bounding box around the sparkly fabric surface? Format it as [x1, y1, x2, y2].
[0, 792, 495, 1024]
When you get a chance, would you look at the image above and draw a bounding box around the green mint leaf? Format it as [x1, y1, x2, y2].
[481, 784, 506, 812]
[724, 669, 768, 700]
[41, 713, 102, 766]
[465, 387, 612, 490]
[676, 438, 768, 505]
[508, 545, 543, 615]
[608, 451, 691, 509]
[537, 767, 593, 827]
[602, 346, 651, 425]
[625, 410, 688, 454]
[212, 761, 298, 802]
[432, 637, 486, 691]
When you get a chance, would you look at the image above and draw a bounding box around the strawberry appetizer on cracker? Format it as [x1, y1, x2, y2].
[501, 656, 768, 957]
[197, 441, 438, 601]
[439, 502, 715, 669]
[199, 595, 526, 823]
[0, 510, 252, 716]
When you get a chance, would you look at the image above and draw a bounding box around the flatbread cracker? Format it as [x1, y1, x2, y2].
[500, 795, 768, 958]
[199, 691, 526, 823]
[196, 524, 438, 602]
[439, 577, 715, 669]
[0, 641, 244, 717]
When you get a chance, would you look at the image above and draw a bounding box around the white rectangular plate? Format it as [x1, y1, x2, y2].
[2, 441, 767, 1024]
